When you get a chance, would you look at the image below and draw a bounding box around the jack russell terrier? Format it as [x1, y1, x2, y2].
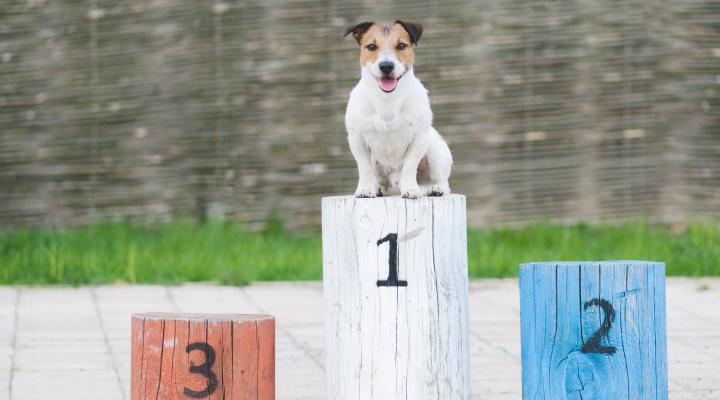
[344, 20, 453, 199]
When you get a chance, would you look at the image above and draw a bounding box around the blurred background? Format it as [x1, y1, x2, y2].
[1, 0, 719, 283]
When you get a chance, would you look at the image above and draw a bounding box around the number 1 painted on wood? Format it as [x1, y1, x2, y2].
[376, 233, 407, 287]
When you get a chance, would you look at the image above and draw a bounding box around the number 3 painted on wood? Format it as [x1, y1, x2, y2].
[376, 233, 408, 287]
[183, 342, 219, 398]
[581, 298, 617, 354]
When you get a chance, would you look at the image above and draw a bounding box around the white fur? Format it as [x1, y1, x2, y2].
[345, 63, 453, 199]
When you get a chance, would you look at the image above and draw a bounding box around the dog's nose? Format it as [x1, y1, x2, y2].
[379, 61, 394, 76]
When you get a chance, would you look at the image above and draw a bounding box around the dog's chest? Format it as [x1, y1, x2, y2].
[359, 105, 416, 166]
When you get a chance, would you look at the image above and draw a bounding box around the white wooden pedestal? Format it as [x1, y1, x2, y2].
[322, 195, 470, 400]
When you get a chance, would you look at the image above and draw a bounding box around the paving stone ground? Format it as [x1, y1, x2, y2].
[1, 279, 719, 399]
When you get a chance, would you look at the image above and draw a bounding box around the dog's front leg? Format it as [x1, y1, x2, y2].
[399, 136, 429, 199]
[349, 135, 381, 198]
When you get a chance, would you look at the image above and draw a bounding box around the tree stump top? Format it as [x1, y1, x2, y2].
[321, 193, 465, 201]
[521, 260, 664, 267]
[133, 313, 274, 322]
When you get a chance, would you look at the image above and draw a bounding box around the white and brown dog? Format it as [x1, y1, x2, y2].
[344, 20, 452, 199]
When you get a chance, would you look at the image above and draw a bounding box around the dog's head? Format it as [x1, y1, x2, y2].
[344, 20, 423, 93]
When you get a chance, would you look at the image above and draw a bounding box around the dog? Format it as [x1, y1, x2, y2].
[344, 20, 453, 199]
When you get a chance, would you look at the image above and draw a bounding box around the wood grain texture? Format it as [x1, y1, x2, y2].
[519, 261, 668, 399]
[131, 313, 275, 400]
[322, 195, 470, 399]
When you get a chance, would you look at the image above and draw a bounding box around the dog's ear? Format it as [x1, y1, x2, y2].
[394, 20, 423, 45]
[344, 21, 375, 45]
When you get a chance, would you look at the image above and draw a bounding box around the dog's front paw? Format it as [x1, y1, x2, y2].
[355, 184, 380, 198]
[401, 186, 423, 199]
[376, 185, 387, 197]
[427, 184, 450, 197]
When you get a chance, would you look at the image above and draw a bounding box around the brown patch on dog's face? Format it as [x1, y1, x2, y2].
[388, 23, 414, 69]
[358, 25, 383, 66]
[357, 23, 415, 69]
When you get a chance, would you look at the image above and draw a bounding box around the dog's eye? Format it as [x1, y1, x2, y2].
[396, 43, 407, 50]
[365, 43, 377, 51]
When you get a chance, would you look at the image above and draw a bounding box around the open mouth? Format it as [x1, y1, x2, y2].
[375, 75, 401, 92]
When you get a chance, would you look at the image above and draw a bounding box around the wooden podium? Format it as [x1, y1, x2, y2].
[520, 261, 668, 399]
[322, 195, 470, 399]
[131, 313, 275, 399]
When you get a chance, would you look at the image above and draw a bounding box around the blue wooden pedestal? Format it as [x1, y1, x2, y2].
[520, 261, 668, 399]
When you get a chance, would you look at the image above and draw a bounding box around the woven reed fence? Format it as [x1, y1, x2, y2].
[0, 0, 718, 229]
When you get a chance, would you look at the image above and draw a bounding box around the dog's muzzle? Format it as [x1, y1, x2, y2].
[379, 61, 394, 76]
[376, 61, 400, 92]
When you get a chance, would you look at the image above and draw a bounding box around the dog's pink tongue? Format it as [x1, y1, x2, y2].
[379, 77, 398, 92]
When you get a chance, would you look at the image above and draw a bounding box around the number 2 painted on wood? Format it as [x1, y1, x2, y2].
[376, 233, 407, 287]
[183, 342, 219, 398]
[581, 298, 617, 354]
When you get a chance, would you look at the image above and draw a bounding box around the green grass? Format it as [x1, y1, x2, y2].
[0, 219, 718, 285]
